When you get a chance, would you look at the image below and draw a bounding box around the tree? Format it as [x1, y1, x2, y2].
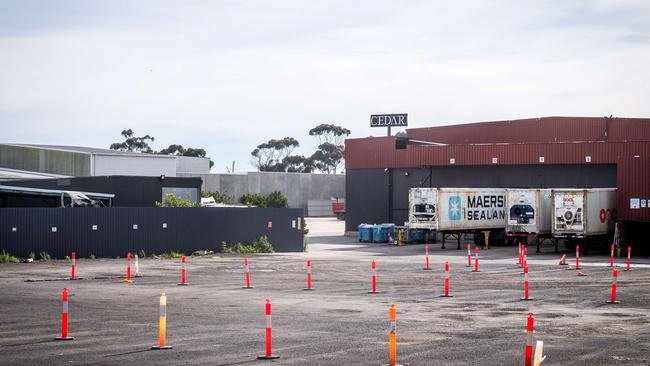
[311, 143, 345, 174]
[158, 144, 214, 168]
[251, 137, 300, 171]
[309, 124, 351, 146]
[282, 155, 314, 173]
[309, 124, 350, 174]
[110, 129, 155, 153]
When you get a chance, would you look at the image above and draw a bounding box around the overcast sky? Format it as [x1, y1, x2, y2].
[1, 1, 649, 172]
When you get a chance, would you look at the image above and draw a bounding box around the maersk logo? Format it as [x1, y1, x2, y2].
[449, 196, 461, 221]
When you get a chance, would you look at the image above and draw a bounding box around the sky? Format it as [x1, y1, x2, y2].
[1, 0, 649, 172]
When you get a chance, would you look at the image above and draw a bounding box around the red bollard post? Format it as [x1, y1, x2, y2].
[122, 252, 133, 283]
[54, 288, 74, 340]
[368, 259, 380, 293]
[466, 244, 472, 267]
[524, 312, 534, 366]
[575, 245, 581, 270]
[472, 247, 480, 272]
[606, 268, 620, 304]
[423, 244, 432, 270]
[178, 256, 187, 286]
[625, 246, 632, 271]
[303, 259, 314, 290]
[258, 299, 280, 360]
[70, 252, 76, 280]
[520, 265, 533, 301]
[243, 257, 253, 289]
[440, 261, 452, 297]
[609, 244, 614, 267]
[151, 293, 172, 350]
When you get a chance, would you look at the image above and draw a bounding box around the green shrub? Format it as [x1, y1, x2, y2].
[219, 236, 274, 254]
[155, 192, 201, 207]
[39, 252, 51, 262]
[28, 252, 36, 260]
[240, 193, 267, 207]
[169, 250, 184, 258]
[202, 191, 235, 205]
[0, 251, 20, 263]
[266, 190, 288, 208]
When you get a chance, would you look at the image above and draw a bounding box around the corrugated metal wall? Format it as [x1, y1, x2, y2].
[0, 207, 305, 258]
[345, 138, 650, 170]
[617, 157, 650, 221]
[406, 117, 650, 144]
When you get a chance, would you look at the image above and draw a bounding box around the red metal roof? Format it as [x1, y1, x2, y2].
[406, 116, 650, 144]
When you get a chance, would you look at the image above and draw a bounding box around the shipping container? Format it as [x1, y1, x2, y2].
[551, 188, 617, 238]
[409, 188, 506, 231]
[505, 189, 552, 236]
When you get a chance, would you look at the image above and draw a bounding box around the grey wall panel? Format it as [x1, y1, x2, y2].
[347, 165, 617, 231]
[345, 169, 389, 232]
[0, 207, 305, 258]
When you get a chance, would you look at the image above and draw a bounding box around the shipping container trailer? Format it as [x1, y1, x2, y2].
[409, 188, 506, 249]
[505, 189, 554, 252]
[552, 188, 617, 251]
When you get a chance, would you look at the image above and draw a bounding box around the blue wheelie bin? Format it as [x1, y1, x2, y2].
[358, 224, 374, 242]
[373, 223, 395, 243]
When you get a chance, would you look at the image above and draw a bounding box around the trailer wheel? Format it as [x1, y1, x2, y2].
[336, 213, 345, 220]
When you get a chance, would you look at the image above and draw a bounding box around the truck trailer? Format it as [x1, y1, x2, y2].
[551, 188, 617, 252]
[408, 188, 507, 249]
[505, 189, 553, 252]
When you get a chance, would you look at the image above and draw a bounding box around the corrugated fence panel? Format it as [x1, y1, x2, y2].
[0, 207, 305, 258]
[617, 157, 650, 221]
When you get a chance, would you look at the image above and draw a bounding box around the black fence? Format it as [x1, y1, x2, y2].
[0, 207, 305, 258]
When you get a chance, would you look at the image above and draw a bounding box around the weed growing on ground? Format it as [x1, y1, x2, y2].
[39, 252, 51, 262]
[89, 254, 96, 260]
[220, 236, 274, 254]
[28, 252, 36, 260]
[0, 251, 21, 263]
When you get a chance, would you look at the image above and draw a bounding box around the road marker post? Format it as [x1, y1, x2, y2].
[304, 259, 314, 290]
[70, 252, 76, 280]
[423, 244, 432, 270]
[54, 288, 74, 341]
[472, 247, 480, 272]
[257, 299, 280, 360]
[368, 259, 380, 293]
[152, 293, 172, 349]
[524, 312, 535, 366]
[243, 257, 253, 289]
[625, 246, 632, 271]
[440, 261, 452, 297]
[122, 253, 133, 283]
[178, 256, 188, 286]
[606, 267, 620, 304]
[520, 265, 533, 301]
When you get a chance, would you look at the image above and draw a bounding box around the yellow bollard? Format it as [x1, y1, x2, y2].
[482, 231, 491, 250]
[389, 304, 396, 366]
[152, 293, 172, 349]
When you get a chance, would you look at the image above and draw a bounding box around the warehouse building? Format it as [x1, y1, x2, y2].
[0, 144, 210, 177]
[345, 116, 650, 251]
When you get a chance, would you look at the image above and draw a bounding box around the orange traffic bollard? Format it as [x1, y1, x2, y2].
[520, 265, 533, 301]
[70, 252, 76, 280]
[423, 244, 432, 270]
[152, 293, 172, 349]
[389, 304, 397, 366]
[368, 259, 380, 293]
[524, 312, 534, 366]
[625, 246, 632, 271]
[54, 288, 74, 341]
[606, 268, 620, 304]
[472, 247, 480, 272]
[258, 299, 280, 360]
[243, 257, 254, 289]
[609, 244, 615, 267]
[122, 252, 133, 283]
[135, 253, 141, 277]
[467, 244, 472, 267]
[440, 261, 452, 297]
[304, 259, 314, 290]
[178, 256, 188, 286]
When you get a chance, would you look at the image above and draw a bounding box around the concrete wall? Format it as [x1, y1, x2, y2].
[181, 171, 345, 212]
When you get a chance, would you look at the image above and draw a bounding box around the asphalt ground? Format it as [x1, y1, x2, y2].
[1, 218, 649, 365]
